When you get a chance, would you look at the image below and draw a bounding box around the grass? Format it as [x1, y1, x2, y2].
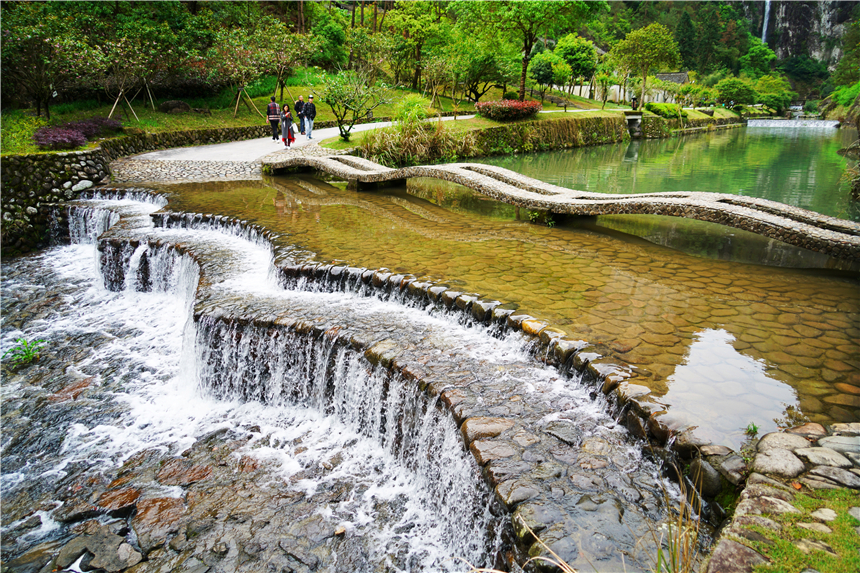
[2, 338, 46, 366]
[747, 489, 860, 573]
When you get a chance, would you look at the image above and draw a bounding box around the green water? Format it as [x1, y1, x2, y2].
[475, 126, 859, 221]
[158, 128, 860, 450]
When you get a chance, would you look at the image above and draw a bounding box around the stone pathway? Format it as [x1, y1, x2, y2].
[704, 422, 860, 573]
[261, 154, 860, 262]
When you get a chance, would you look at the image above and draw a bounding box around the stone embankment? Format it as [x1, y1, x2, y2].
[262, 153, 860, 263]
[703, 422, 860, 573]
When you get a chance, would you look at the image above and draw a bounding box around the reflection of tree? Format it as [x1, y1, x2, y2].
[773, 404, 809, 431]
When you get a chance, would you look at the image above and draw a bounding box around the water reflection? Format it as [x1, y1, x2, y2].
[159, 173, 859, 450]
[660, 329, 797, 447]
[475, 127, 859, 221]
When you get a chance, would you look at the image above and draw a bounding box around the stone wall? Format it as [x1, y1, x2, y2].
[1, 125, 270, 257]
[1, 149, 109, 256]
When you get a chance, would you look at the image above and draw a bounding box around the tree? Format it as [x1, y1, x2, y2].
[696, 2, 722, 74]
[554, 34, 597, 94]
[595, 70, 619, 109]
[610, 23, 680, 105]
[0, 3, 97, 119]
[528, 51, 557, 101]
[323, 70, 391, 141]
[755, 75, 795, 113]
[715, 77, 757, 105]
[675, 11, 697, 71]
[739, 38, 777, 79]
[450, 1, 605, 101]
[833, 7, 860, 87]
[205, 26, 269, 118]
[386, 1, 443, 90]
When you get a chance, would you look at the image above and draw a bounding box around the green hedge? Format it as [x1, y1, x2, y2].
[644, 102, 687, 119]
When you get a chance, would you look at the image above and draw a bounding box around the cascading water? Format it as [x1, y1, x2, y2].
[761, 0, 771, 43]
[2, 195, 673, 572]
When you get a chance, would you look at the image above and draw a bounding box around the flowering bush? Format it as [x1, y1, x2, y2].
[33, 116, 122, 150]
[475, 99, 542, 121]
[33, 127, 87, 150]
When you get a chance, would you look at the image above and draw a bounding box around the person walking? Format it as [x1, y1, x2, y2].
[266, 96, 281, 142]
[304, 95, 317, 139]
[280, 106, 295, 148]
[294, 95, 305, 135]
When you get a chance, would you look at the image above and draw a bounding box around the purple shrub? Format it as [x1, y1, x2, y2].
[65, 116, 123, 139]
[33, 126, 87, 150]
[33, 116, 122, 151]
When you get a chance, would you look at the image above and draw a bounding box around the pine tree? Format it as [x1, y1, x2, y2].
[676, 11, 697, 71]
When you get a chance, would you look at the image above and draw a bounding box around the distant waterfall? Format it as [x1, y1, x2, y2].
[761, 0, 771, 43]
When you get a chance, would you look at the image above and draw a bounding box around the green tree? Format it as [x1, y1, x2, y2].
[310, 11, 348, 69]
[386, 1, 444, 90]
[675, 11, 697, 71]
[450, 1, 605, 101]
[739, 38, 777, 79]
[0, 3, 97, 119]
[610, 23, 680, 105]
[554, 34, 597, 93]
[323, 69, 391, 141]
[528, 51, 557, 100]
[715, 77, 757, 105]
[833, 7, 860, 87]
[696, 2, 722, 74]
[755, 74, 795, 113]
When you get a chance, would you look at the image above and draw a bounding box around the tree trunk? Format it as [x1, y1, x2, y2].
[351, 1, 356, 28]
[360, 1, 365, 26]
[373, 2, 378, 32]
[298, 0, 304, 34]
[518, 56, 528, 101]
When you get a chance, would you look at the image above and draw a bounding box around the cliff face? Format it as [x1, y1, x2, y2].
[747, 0, 858, 69]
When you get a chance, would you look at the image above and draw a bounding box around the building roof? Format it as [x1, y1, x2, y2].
[655, 72, 690, 84]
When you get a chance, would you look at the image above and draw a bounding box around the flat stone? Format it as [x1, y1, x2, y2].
[705, 539, 768, 573]
[831, 423, 860, 436]
[701, 445, 733, 456]
[810, 465, 860, 488]
[96, 487, 141, 514]
[747, 472, 793, 492]
[817, 435, 860, 455]
[132, 497, 186, 552]
[544, 421, 580, 445]
[741, 484, 794, 503]
[809, 508, 838, 522]
[689, 458, 722, 497]
[794, 447, 852, 468]
[757, 432, 810, 453]
[849, 507, 860, 521]
[752, 449, 805, 478]
[795, 538, 837, 556]
[733, 515, 781, 532]
[797, 522, 833, 534]
[470, 439, 518, 465]
[461, 417, 516, 443]
[785, 423, 828, 437]
[734, 496, 800, 517]
[719, 455, 747, 485]
[800, 477, 842, 490]
[156, 458, 212, 486]
[496, 479, 540, 508]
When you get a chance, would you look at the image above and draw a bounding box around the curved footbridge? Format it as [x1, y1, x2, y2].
[263, 153, 860, 262]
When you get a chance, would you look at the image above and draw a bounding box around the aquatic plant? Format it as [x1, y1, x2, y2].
[2, 337, 46, 366]
[744, 422, 759, 436]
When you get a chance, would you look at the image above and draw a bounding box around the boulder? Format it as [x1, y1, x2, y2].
[757, 432, 809, 453]
[689, 458, 723, 497]
[706, 539, 768, 573]
[158, 100, 191, 114]
[752, 449, 805, 478]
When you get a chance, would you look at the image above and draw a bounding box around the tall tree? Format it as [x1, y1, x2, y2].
[554, 34, 597, 94]
[610, 23, 680, 105]
[450, 1, 606, 101]
[675, 11, 697, 71]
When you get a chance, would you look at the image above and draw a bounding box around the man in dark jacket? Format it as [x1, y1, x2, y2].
[266, 96, 281, 141]
[304, 95, 317, 139]
[294, 95, 305, 135]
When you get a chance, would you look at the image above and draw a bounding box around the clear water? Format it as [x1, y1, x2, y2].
[157, 127, 860, 449]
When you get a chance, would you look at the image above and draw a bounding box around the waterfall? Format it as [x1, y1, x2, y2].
[761, 0, 771, 43]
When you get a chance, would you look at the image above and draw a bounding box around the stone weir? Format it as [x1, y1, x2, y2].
[59, 189, 689, 573]
[261, 153, 860, 262]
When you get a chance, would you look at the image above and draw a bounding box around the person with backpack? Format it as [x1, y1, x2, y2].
[294, 95, 305, 135]
[266, 96, 281, 141]
[304, 95, 317, 139]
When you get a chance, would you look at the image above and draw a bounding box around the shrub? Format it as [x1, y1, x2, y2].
[395, 94, 431, 123]
[644, 102, 687, 119]
[33, 126, 87, 150]
[475, 99, 542, 121]
[64, 117, 123, 139]
[361, 121, 475, 167]
[504, 91, 519, 100]
[833, 81, 860, 108]
[33, 116, 122, 151]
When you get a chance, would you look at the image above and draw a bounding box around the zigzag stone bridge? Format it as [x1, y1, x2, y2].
[262, 153, 860, 263]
